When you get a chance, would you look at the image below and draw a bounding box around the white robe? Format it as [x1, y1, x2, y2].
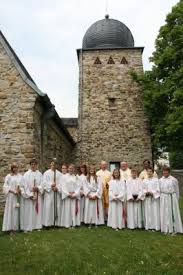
[143, 177, 160, 231]
[78, 174, 87, 223]
[126, 178, 145, 229]
[2, 174, 24, 231]
[84, 176, 104, 225]
[160, 176, 183, 233]
[107, 179, 126, 229]
[22, 170, 43, 231]
[42, 169, 62, 227]
[61, 174, 81, 228]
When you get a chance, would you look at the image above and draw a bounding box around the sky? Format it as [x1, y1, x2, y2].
[0, 0, 179, 118]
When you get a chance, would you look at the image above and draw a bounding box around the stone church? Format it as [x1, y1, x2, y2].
[0, 15, 152, 207]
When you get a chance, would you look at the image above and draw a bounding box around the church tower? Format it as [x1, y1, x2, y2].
[76, 15, 152, 169]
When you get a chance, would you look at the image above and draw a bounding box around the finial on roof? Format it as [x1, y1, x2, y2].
[105, 14, 109, 19]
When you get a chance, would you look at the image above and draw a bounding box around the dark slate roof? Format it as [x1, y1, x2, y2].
[0, 30, 75, 146]
[62, 118, 78, 127]
[82, 16, 134, 49]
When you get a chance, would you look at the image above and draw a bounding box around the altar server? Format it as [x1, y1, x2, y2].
[61, 164, 81, 228]
[160, 167, 183, 234]
[143, 167, 160, 231]
[78, 164, 88, 223]
[126, 169, 145, 229]
[42, 159, 62, 227]
[84, 166, 104, 227]
[2, 163, 24, 233]
[22, 159, 43, 232]
[107, 169, 126, 230]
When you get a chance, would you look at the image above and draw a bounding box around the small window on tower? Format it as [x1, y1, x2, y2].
[108, 98, 116, 108]
[107, 56, 115, 64]
[121, 57, 128, 64]
[94, 57, 102, 64]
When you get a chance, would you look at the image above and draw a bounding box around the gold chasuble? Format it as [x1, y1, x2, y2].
[96, 169, 111, 210]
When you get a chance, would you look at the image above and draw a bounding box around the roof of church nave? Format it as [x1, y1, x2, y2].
[82, 15, 134, 50]
[0, 30, 75, 146]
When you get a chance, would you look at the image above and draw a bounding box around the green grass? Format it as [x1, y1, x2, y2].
[0, 198, 183, 275]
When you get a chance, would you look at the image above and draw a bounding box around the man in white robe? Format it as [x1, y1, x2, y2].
[160, 167, 183, 234]
[84, 166, 104, 226]
[42, 160, 62, 227]
[126, 169, 145, 229]
[22, 159, 43, 232]
[61, 164, 81, 228]
[107, 169, 126, 230]
[143, 168, 160, 231]
[139, 159, 158, 180]
[2, 163, 24, 232]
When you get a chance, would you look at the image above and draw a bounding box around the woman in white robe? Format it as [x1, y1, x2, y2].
[22, 159, 43, 232]
[61, 164, 81, 228]
[78, 164, 88, 223]
[126, 169, 145, 229]
[84, 166, 104, 227]
[160, 167, 183, 234]
[42, 160, 62, 227]
[143, 167, 160, 231]
[107, 169, 126, 230]
[2, 163, 24, 232]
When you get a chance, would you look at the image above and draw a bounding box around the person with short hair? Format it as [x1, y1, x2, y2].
[78, 164, 88, 223]
[42, 159, 62, 227]
[2, 163, 24, 233]
[61, 164, 81, 228]
[22, 159, 43, 232]
[159, 167, 183, 234]
[120, 161, 132, 181]
[84, 166, 104, 227]
[143, 167, 160, 231]
[96, 161, 111, 220]
[61, 164, 68, 176]
[107, 169, 126, 230]
[126, 169, 145, 229]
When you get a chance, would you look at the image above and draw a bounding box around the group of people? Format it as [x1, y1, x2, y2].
[2, 159, 183, 235]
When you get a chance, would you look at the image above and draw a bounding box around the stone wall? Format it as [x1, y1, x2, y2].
[0, 41, 74, 212]
[76, 48, 152, 168]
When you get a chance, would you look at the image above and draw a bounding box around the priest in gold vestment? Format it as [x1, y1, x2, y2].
[96, 161, 111, 220]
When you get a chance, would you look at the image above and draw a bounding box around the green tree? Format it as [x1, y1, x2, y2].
[132, 0, 183, 167]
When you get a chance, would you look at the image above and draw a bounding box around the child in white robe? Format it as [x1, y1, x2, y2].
[22, 159, 43, 232]
[42, 160, 62, 227]
[143, 167, 160, 231]
[78, 164, 88, 223]
[160, 166, 183, 234]
[61, 164, 81, 228]
[84, 166, 104, 227]
[107, 169, 126, 230]
[126, 169, 145, 229]
[2, 163, 24, 233]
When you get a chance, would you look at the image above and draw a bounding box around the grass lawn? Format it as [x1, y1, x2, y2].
[0, 198, 183, 275]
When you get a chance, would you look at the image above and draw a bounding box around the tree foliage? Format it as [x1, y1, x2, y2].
[132, 0, 183, 165]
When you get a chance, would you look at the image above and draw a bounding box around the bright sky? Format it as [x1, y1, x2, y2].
[0, 0, 179, 117]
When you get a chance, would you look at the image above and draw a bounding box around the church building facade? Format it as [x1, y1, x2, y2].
[0, 16, 152, 209]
